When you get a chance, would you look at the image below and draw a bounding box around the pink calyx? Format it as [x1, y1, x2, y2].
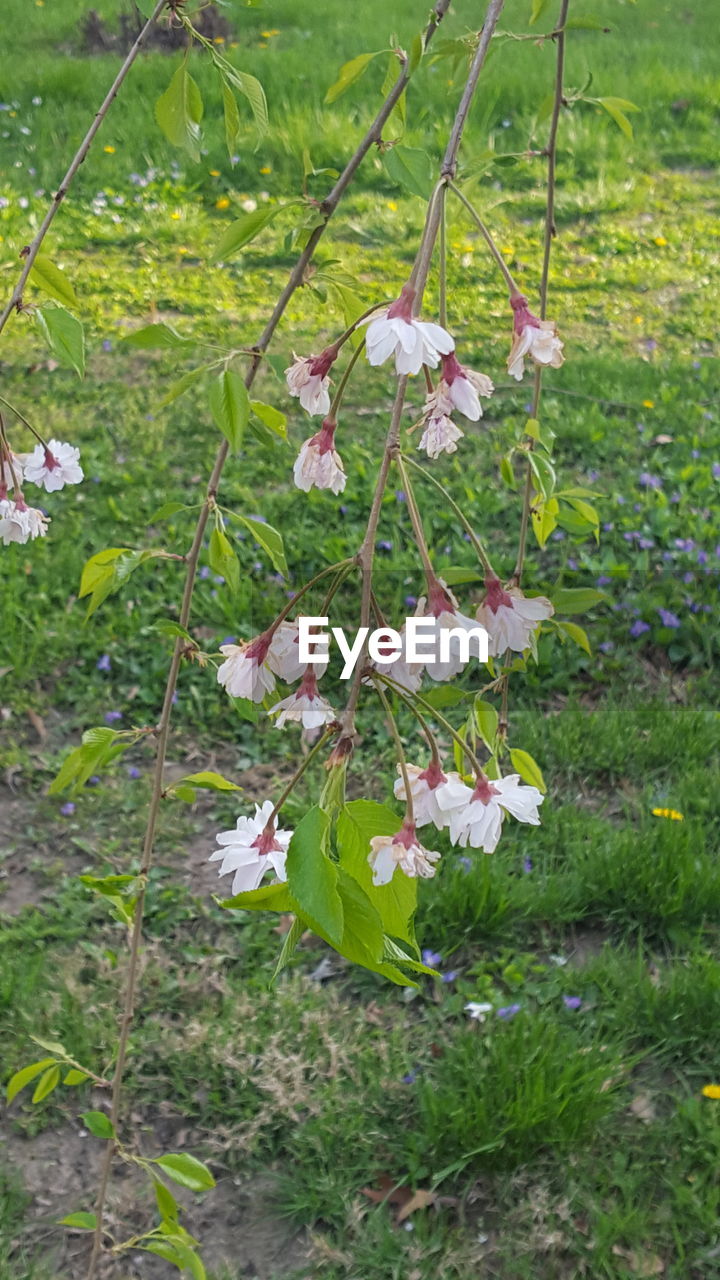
[386, 283, 416, 323]
[252, 824, 284, 857]
[471, 775, 501, 806]
[308, 345, 339, 379]
[484, 575, 514, 614]
[510, 294, 541, 335]
[419, 759, 446, 790]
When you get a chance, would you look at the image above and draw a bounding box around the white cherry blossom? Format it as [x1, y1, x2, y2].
[438, 351, 494, 421]
[475, 577, 554, 656]
[415, 578, 488, 681]
[368, 821, 441, 886]
[393, 761, 467, 830]
[363, 283, 454, 376]
[285, 346, 338, 416]
[0, 498, 49, 545]
[269, 668, 335, 730]
[209, 799, 292, 895]
[508, 294, 564, 381]
[448, 773, 544, 852]
[23, 439, 83, 492]
[293, 418, 346, 494]
[418, 409, 464, 459]
[266, 618, 328, 683]
[216, 633, 276, 702]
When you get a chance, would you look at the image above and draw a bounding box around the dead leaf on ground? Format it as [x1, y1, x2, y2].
[361, 1175, 436, 1222]
[26, 709, 46, 741]
[629, 1092, 656, 1123]
[612, 1244, 665, 1275]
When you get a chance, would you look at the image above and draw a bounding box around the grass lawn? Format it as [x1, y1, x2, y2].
[1, 0, 720, 1277]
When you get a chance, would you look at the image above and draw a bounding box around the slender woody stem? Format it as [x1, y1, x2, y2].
[513, 0, 569, 584]
[0, 0, 168, 340]
[446, 181, 520, 296]
[87, 4, 456, 1272]
[372, 680, 414, 824]
[329, 340, 366, 418]
[402, 453, 496, 576]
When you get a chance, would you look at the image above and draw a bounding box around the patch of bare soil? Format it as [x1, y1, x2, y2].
[1, 1114, 309, 1278]
[81, 5, 233, 55]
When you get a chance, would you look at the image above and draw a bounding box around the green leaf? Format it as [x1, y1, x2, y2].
[209, 370, 249, 452]
[221, 67, 268, 137]
[530, 0, 553, 23]
[81, 1110, 115, 1139]
[382, 145, 433, 199]
[552, 587, 606, 614]
[6, 1059, 56, 1103]
[146, 1239, 206, 1279]
[271, 916, 303, 983]
[500, 453, 516, 489]
[508, 748, 546, 794]
[221, 81, 242, 160]
[334, 870, 414, 986]
[597, 96, 639, 140]
[153, 1178, 180, 1224]
[35, 305, 85, 378]
[49, 727, 128, 796]
[176, 771, 242, 793]
[214, 203, 294, 262]
[531, 496, 559, 549]
[528, 451, 556, 501]
[160, 363, 215, 407]
[337, 801, 417, 950]
[29, 1035, 67, 1055]
[419, 684, 469, 709]
[29, 255, 78, 307]
[325, 51, 383, 104]
[148, 502, 189, 523]
[155, 63, 204, 161]
[153, 1153, 216, 1193]
[208, 527, 240, 594]
[63, 1069, 89, 1086]
[409, 31, 424, 74]
[474, 698, 499, 750]
[555, 620, 592, 655]
[285, 807, 344, 946]
[227, 512, 287, 577]
[250, 401, 287, 438]
[124, 323, 190, 350]
[59, 1212, 97, 1230]
[219, 879, 295, 912]
[32, 1064, 61, 1103]
[78, 547, 166, 619]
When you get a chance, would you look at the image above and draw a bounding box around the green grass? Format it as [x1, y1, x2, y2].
[1, 0, 720, 1277]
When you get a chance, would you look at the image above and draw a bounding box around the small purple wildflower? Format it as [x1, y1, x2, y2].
[402, 1070, 418, 1084]
[567, 557, 578, 571]
[675, 538, 695, 552]
[657, 608, 681, 628]
[441, 970, 459, 983]
[630, 620, 650, 638]
[395, 489, 407, 503]
[551, 530, 566, 541]
[697, 551, 708, 566]
[597, 575, 612, 587]
[404, 595, 418, 609]
[96, 654, 111, 672]
[712, 463, 720, 480]
[598, 640, 615, 654]
[377, 539, 393, 552]
[458, 856, 472, 873]
[104, 710, 122, 723]
[563, 995, 582, 1010]
[422, 949, 443, 968]
[497, 1004, 522, 1020]
[691, 449, 701, 459]
[101, 339, 113, 352]
[523, 857, 534, 874]
[86, 776, 101, 787]
[638, 472, 662, 490]
[220, 635, 236, 646]
[127, 766, 141, 780]
[199, 566, 211, 579]
[683, 572, 693, 584]
[60, 802, 76, 817]
[638, 537, 655, 550]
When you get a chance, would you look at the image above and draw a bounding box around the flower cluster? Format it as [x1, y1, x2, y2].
[0, 436, 82, 546]
[216, 616, 335, 730]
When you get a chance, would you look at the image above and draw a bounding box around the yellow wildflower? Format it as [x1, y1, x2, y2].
[213, 36, 225, 44]
[387, 200, 398, 212]
[654, 236, 667, 247]
[215, 197, 230, 211]
[209, 169, 221, 177]
[104, 145, 116, 154]
[702, 1085, 720, 1099]
[652, 807, 684, 822]
[259, 165, 272, 175]
[170, 211, 181, 221]
[642, 399, 655, 408]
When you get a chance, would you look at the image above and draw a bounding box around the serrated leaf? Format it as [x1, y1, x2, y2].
[221, 81, 242, 159]
[531, 496, 559, 549]
[226, 512, 287, 577]
[528, 451, 556, 501]
[221, 67, 268, 137]
[325, 51, 382, 105]
[81, 1110, 115, 1139]
[271, 916, 303, 983]
[59, 1212, 97, 1230]
[500, 453, 516, 489]
[250, 401, 287, 438]
[597, 96, 639, 140]
[409, 32, 424, 73]
[285, 807, 344, 946]
[155, 63, 204, 161]
[148, 502, 188, 523]
[474, 698, 499, 750]
[177, 771, 242, 792]
[29, 255, 78, 307]
[32, 1064, 61, 1103]
[382, 145, 433, 199]
[35, 305, 85, 378]
[209, 370, 249, 452]
[336, 801, 417, 950]
[153, 1153, 216, 1192]
[213, 203, 293, 261]
[508, 748, 546, 793]
[208, 527, 240, 594]
[219, 879, 295, 912]
[552, 587, 606, 614]
[6, 1059, 56, 1103]
[160, 363, 214, 407]
[124, 323, 190, 350]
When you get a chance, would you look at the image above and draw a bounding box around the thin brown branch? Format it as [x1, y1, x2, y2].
[0, 0, 168, 339]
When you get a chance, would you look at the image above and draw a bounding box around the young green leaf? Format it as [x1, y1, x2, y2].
[474, 698, 499, 750]
[209, 370, 249, 452]
[325, 51, 383, 105]
[508, 748, 546, 793]
[32, 1064, 61, 1103]
[221, 67, 268, 137]
[528, 451, 556, 501]
[213, 204, 295, 262]
[221, 81, 242, 160]
[552, 587, 606, 614]
[227, 513, 287, 577]
[250, 401, 287, 438]
[555, 620, 592, 655]
[81, 1110, 115, 1139]
[153, 1178, 180, 1224]
[155, 64, 204, 161]
[597, 96, 639, 140]
[176, 771, 242, 793]
[285, 807, 344, 946]
[382, 145, 433, 199]
[59, 1212, 97, 1230]
[6, 1059, 57, 1103]
[208, 527, 240, 594]
[63, 1069, 89, 1086]
[29, 255, 78, 307]
[124, 323, 190, 350]
[153, 1153, 216, 1192]
[336, 801, 418, 950]
[530, 0, 553, 23]
[35, 305, 85, 378]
